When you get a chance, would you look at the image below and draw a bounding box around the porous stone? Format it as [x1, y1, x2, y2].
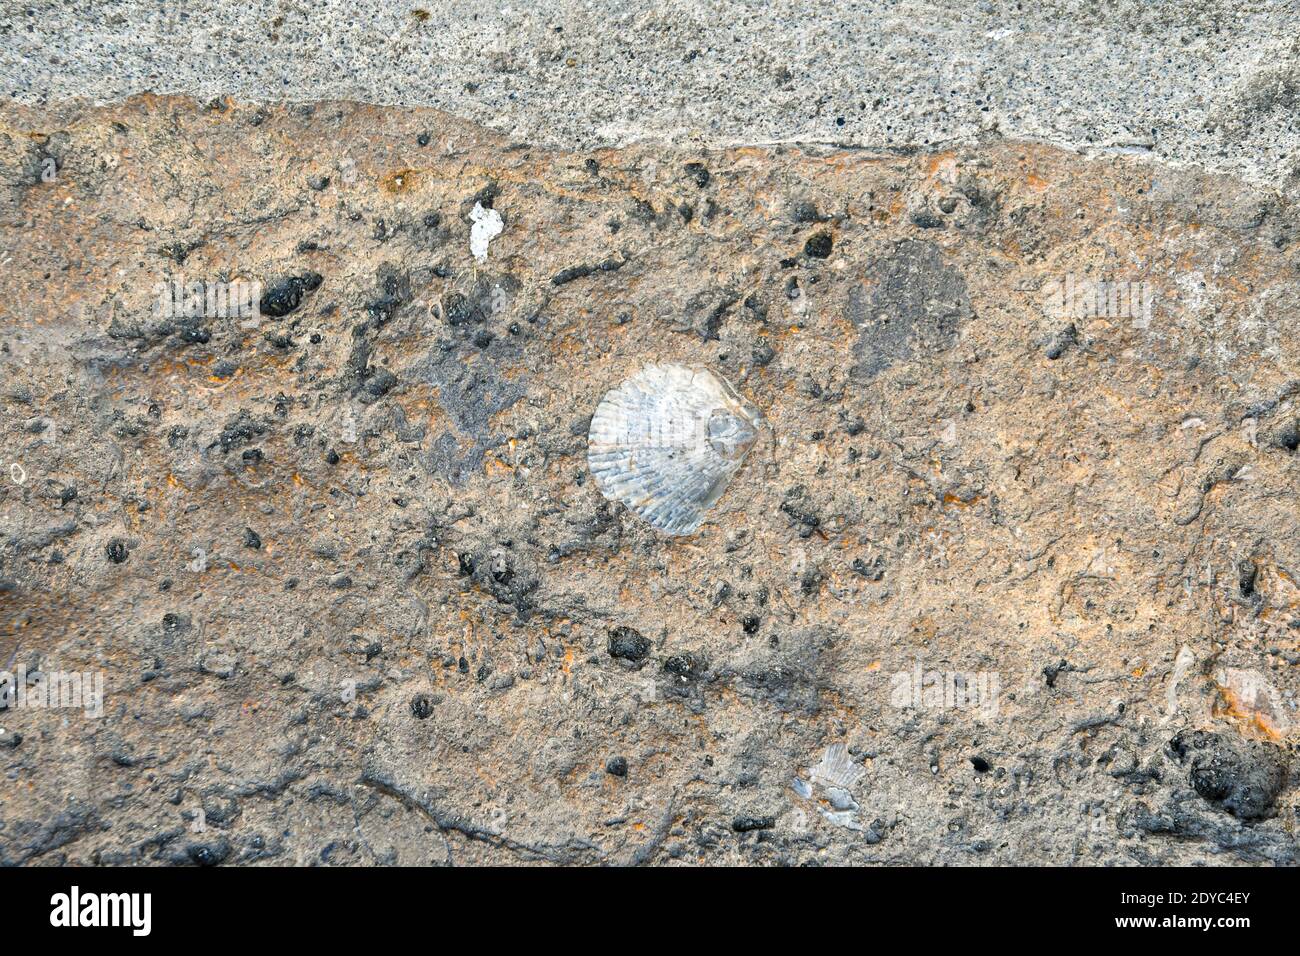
[0, 97, 1297, 866]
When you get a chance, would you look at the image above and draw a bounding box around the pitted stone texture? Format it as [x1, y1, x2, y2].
[0, 98, 1297, 866]
[3, 2, 1300, 189]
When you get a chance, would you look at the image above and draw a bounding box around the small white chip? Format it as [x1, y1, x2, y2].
[469, 202, 503, 263]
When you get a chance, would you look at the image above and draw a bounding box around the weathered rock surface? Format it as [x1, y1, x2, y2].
[6, 2, 1300, 188]
[0, 97, 1297, 865]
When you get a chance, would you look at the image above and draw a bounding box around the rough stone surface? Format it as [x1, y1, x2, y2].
[0, 96, 1298, 865]
[3, 2, 1300, 188]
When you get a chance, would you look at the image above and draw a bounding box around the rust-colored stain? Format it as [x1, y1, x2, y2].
[381, 168, 421, 193]
[1214, 685, 1284, 742]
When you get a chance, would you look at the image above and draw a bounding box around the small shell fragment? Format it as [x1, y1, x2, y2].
[809, 743, 864, 791]
[469, 202, 503, 263]
[587, 363, 765, 536]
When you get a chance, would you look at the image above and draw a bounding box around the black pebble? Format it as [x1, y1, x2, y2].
[780, 485, 821, 536]
[804, 232, 833, 258]
[1045, 324, 1078, 360]
[186, 840, 231, 867]
[1169, 730, 1284, 820]
[608, 626, 651, 663]
[259, 273, 322, 318]
[605, 756, 628, 777]
[178, 322, 210, 344]
[443, 291, 481, 327]
[663, 653, 704, 681]
[1042, 659, 1070, 688]
[851, 556, 884, 581]
[1238, 559, 1257, 597]
[684, 162, 710, 188]
[364, 367, 397, 397]
[792, 200, 827, 224]
[1270, 419, 1299, 451]
[105, 539, 129, 564]
[410, 695, 433, 719]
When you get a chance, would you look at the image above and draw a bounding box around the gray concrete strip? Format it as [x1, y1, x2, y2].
[2, 0, 1298, 187]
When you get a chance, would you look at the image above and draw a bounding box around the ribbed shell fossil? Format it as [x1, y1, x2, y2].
[587, 363, 765, 536]
[809, 743, 864, 791]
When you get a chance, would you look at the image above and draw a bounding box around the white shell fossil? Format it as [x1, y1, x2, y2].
[587, 363, 765, 536]
[808, 743, 864, 791]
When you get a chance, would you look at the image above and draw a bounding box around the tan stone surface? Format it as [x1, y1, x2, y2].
[0, 97, 1296, 864]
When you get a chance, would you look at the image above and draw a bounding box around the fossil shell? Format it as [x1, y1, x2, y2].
[808, 743, 864, 791]
[587, 363, 765, 536]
